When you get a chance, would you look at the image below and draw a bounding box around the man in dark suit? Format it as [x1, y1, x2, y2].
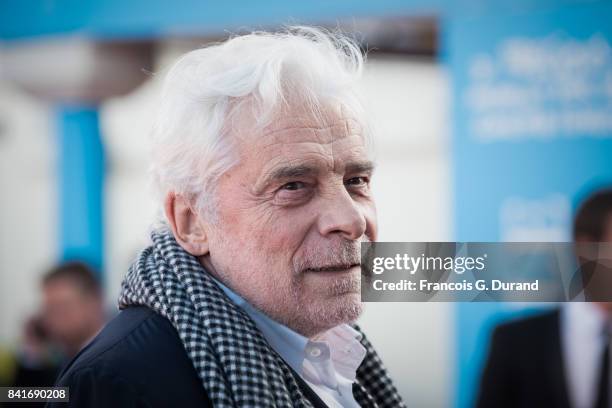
[477, 188, 612, 408]
[47, 27, 405, 408]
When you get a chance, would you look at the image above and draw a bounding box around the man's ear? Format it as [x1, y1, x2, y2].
[164, 193, 210, 256]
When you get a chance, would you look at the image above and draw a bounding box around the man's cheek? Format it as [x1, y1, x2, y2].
[252, 230, 290, 254]
[249, 213, 296, 248]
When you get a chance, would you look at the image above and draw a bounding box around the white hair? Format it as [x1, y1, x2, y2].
[150, 26, 369, 220]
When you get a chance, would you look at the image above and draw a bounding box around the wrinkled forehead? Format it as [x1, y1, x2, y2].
[262, 114, 365, 146]
[267, 99, 367, 143]
[223, 103, 373, 192]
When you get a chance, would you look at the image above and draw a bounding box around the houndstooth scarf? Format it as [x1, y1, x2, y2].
[118, 229, 406, 408]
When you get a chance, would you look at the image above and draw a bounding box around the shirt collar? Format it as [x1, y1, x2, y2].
[311, 324, 366, 381]
[563, 302, 611, 337]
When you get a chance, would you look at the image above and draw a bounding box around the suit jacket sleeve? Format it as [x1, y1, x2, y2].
[476, 325, 516, 408]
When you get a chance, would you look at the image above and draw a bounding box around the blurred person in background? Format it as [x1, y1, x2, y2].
[0, 262, 104, 407]
[0, 315, 60, 408]
[40, 261, 105, 359]
[477, 188, 612, 408]
[49, 27, 405, 408]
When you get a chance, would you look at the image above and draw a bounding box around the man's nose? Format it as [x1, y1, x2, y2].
[317, 187, 367, 240]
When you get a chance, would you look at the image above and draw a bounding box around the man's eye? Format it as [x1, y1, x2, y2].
[281, 181, 305, 191]
[345, 176, 369, 186]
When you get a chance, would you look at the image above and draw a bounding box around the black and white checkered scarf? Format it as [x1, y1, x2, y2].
[118, 229, 406, 408]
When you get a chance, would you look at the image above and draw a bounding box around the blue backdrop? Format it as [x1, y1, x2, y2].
[445, 2, 612, 407]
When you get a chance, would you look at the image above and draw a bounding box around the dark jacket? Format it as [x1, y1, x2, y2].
[476, 309, 571, 408]
[47, 306, 328, 407]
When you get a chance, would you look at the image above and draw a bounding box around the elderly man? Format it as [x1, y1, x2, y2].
[50, 27, 404, 408]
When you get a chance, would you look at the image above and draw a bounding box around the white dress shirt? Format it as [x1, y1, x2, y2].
[562, 302, 611, 408]
[213, 277, 366, 408]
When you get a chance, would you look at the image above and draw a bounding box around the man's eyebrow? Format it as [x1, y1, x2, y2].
[345, 160, 376, 174]
[254, 164, 320, 194]
[267, 160, 374, 181]
[254, 160, 375, 194]
[268, 164, 320, 181]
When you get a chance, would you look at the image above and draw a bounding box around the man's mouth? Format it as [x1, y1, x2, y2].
[304, 263, 361, 273]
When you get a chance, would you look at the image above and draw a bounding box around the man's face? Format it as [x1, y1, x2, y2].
[593, 213, 612, 311]
[42, 280, 99, 350]
[202, 105, 377, 336]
